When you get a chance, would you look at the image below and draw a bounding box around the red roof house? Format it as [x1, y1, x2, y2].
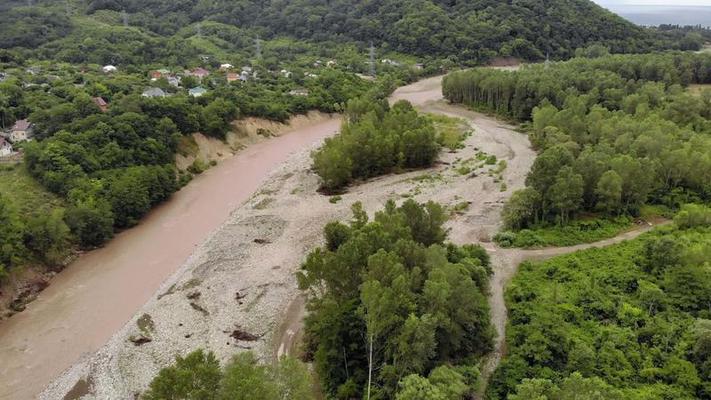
[191, 67, 210, 79]
[92, 97, 108, 112]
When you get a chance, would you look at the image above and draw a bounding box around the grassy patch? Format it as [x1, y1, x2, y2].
[177, 135, 199, 157]
[494, 216, 633, 248]
[329, 195, 342, 204]
[0, 163, 64, 217]
[426, 113, 471, 151]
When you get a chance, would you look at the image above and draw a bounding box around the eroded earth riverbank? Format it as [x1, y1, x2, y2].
[0, 115, 341, 400]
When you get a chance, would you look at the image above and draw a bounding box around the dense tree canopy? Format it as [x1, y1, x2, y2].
[144, 350, 315, 400]
[298, 200, 493, 399]
[0, 0, 703, 67]
[445, 52, 711, 228]
[312, 98, 440, 191]
[488, 211, 711, 399]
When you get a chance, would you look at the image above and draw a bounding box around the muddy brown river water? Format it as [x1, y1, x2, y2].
[0, 118, 341, 400]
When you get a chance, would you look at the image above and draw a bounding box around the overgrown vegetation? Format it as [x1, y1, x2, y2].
[488, 205, 711, 399]
[494, 216, 633, 248]
[312, 97, 440, 192]
[445, 52, 711, 237]
[143, 350, 315, 400]
[298, 200, 493, 399]
[426, 114, 470, 151]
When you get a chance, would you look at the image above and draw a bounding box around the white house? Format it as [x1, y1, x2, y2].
[0, 137, 13, 157]
[189, 86, 207, 97]
[102, 65, 117, 73]
[142, 87, 166, 98]
[9, 119, 32, 143]
[220, 63, 234, 70]
[167, 76, 181, 87]
[288, 88, 309, 97]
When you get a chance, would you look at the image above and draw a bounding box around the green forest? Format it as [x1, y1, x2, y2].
[0, 0, 707, 67]
[488, 206, 711, 399]
[444, 52, 711, 236]
[442, 51, 711, 399]
[312, 97, 440, 191]
[297, 200, 493, 399]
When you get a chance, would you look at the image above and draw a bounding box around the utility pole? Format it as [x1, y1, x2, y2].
[545, 52, 550, 69]
[369, 42, 376, 77]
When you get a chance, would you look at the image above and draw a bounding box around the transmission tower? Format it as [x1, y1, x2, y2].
[369, 42, 376, 77]
[196, 22, 202, 37]
[122, 10, 129, 27]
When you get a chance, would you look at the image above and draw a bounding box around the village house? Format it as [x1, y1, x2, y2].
[241, 66, 253, 73]
[226, 72, 239, 83]
[190, 67, 210, 80]
[326, 60, 337, 67]
[239, 71, 250, 82]
[141, 87, 166, 98]
[280, 69, 292, 78]
[188, 86, 207, 97]
[167, 76, 181, 87]
[9, 119, 33, 143]
[149, 71, 163, 80]
[288, 88, 309, 97]
[102, 65, 117, 73]
[0, 137, 13, 157]
[92, 97, 108, 112]
[220, 63, 234, 71]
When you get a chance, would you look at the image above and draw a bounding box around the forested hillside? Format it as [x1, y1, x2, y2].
[0, 0, 705, 67]
[444, 53, 711, 239]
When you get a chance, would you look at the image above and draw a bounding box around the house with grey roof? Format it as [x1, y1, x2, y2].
[141, 87, 166, 98]
[188, 87, 207, 97]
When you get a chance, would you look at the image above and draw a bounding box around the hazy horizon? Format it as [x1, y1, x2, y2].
[592, 0, 711, 26]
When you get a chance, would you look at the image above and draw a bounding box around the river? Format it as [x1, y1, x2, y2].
[0, 117, 341, 400]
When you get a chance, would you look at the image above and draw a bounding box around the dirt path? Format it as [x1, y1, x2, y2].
[477, 221, 665, 394]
